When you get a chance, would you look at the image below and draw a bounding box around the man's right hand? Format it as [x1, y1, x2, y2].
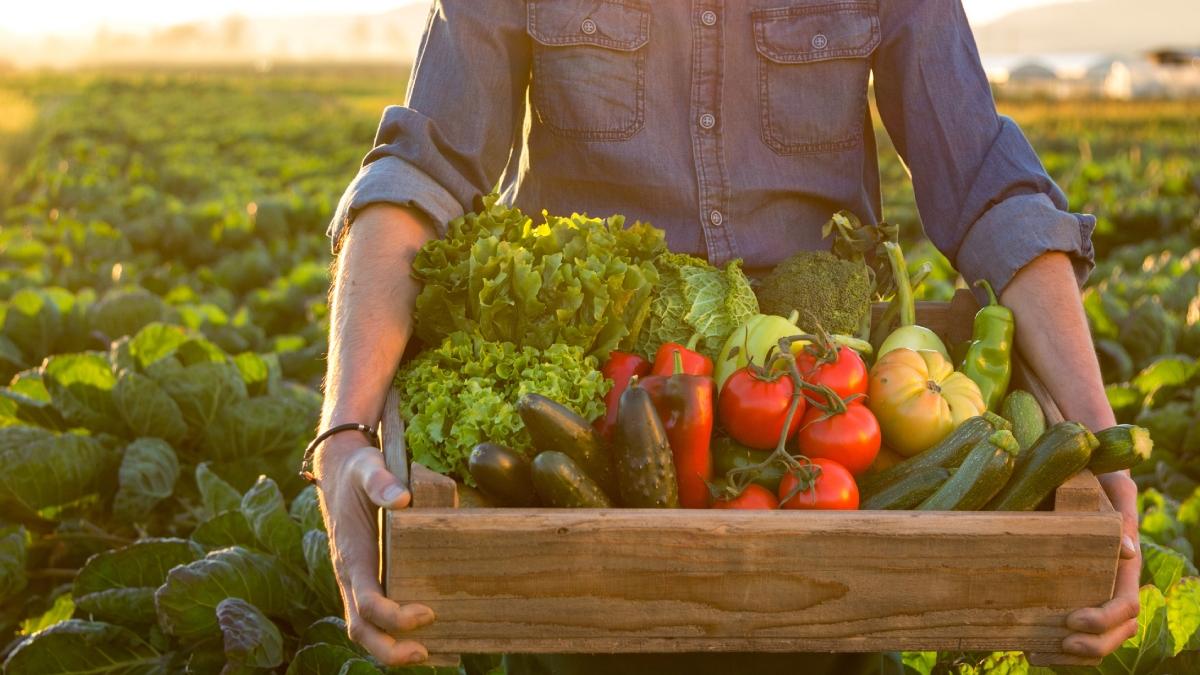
[315, 432, 435, 666]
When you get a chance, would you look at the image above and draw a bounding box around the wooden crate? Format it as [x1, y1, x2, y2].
[380, 289, 1122, 666]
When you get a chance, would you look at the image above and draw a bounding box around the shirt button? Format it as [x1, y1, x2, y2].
[581, 18, 597, 35]
[701, 10, 718, 26]
[812, 33, 828, 50]
[709, 210, 724, 226]
[699, 113, 716, 129]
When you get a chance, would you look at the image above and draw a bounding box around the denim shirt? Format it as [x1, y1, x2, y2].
[330, 0, 1095, 294]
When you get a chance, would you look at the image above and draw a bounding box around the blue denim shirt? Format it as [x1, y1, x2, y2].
[330, 0, 1095, 294]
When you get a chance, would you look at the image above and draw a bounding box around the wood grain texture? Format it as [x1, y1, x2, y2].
[381, 387, 408, 489]
[410, 462, 458, 509]
[388, 508, 1121, 654]
[1054, 469, 1102, 512]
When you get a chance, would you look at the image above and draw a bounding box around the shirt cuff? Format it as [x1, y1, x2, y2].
[326, 156, 464, 253]
[955, 192, 1096, 298]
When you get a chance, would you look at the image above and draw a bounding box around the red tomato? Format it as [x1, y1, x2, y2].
[718, 367, 805, 450]
[711, 484, 779, 510]
[778, 458, 859, 510]
[795, 346, 868, 406]
[793, 403, 881, 476]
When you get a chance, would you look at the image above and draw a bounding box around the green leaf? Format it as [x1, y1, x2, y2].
[303, 530, 341, 616]
[43, 352, 127, 435]
[1133, 356, 1198, 403]
[0, 429, 114, 514]
[155, 546, 304, 642]
[338, 659, 382, 675]
[0, 372, 68, 430]
[128, 323, 190, 371]
[153, 359, 248, 439]
[233, 352, 281, 398]
[20, 591, 75, 636]
[1166, 576, 1200, 655]
[113, 439, 180, 522]
[289, 485, 325, 532]
[190, 510, 257, 551]
[217, 597, 284, 668]
[195, 462, 242, 517]
[1141, 541, 1198, 592]
[113, 370, 188, 446]
[74, 538, 204, 625]
[1098, 585, 1172, 675]
[241, 476, 304, 564]
[2, 287, 64, 362]
[899, 651, 936, 675]
[301, 617, 360, 653]
[88, 287, 168, 341]
[2, 620, 166, 674]
[203, 393, 313, 461]
[286, 644, 361, 675]
[0, 526, 28, 604]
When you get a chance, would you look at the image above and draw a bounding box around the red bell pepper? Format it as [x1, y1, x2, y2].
[650, 335, 712, 377]
[596, 351, 651, 440]
[641, 352, 714, 508]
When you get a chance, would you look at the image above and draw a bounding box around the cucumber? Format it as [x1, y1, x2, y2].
[1089, 424, 1152, 474]
[517, 393, 617, 497]
[984, 422, 1099, 511]
[918, 430, 1020, 511]
[861, 466, 950, 510]
[468, 443, 537, 507]
[614, 384, 679, 508]
[1001, 389, 1046, 454]
[858, 412, 1009, 494]
[530, 451, 612, 508]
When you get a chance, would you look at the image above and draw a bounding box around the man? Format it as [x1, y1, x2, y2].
[314, 1, 1141, 672]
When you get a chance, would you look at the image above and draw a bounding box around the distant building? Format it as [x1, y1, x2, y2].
[994, 50, 1200, 99]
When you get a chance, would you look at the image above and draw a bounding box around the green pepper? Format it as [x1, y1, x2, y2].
[960, 279, 1014, 411]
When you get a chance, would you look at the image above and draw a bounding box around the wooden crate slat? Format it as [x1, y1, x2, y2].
[389, 509, 1120, 654]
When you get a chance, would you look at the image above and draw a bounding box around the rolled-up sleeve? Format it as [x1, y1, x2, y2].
[328, 0, 531, 251]
[872, 0, 1096, 294]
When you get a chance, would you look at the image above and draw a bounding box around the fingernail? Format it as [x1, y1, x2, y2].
[1122, 535, 1137, 554]
[409, 652, 427, 664]
[383, 485, 405, 503]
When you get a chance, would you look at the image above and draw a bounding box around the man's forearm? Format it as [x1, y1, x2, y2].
[999, 252, 1116, 433]
[319, 204, 436, 442]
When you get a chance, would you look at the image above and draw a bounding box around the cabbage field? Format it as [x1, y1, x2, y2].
[0, 71, 1197, 674]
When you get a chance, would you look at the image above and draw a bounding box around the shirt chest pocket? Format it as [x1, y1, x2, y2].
[527, 0, 650, 141]
[752, 3, 880, 155]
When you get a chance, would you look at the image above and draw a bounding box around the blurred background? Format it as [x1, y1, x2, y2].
[0, 3, 1198, 674]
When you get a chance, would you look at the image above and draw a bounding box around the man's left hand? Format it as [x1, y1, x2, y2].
[1057, 471, 1141, 663]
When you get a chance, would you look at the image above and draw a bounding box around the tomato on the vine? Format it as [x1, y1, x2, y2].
[711, 483, 779, 510]
[778, 458, 859, 510]
[793, 402, 881, 476]
[718, 366, 804, 450]
[795, 345, 868, 406]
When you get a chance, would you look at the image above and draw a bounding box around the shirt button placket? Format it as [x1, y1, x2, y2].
[691, 2, 734, 264]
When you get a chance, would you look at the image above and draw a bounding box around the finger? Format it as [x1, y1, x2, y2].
[351, 449, 411, 509]
[1120, 535, 1139, 559]
[1066, 564, 1140, 633]
[347, 614, 429, 666]
[358, 591, 436, 634]
[1062, 617, 1138, 658]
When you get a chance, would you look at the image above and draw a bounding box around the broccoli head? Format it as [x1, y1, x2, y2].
[754, 250, 871, 335]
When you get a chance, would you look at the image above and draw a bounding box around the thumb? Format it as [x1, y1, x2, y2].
[355, 451, 412, 509]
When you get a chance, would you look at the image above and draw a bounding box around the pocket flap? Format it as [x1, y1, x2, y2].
[753, 3, 879, 63]
[528, 0, 650, 51]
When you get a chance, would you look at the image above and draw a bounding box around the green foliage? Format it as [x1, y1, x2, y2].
[395, 330, 610, 483]
[633, 252, 760, 360]
[412, 194, 665, 359]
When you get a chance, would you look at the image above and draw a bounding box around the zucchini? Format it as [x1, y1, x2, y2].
[614, 384, 679, 508]
[1001, 389, 1046, 454]
[1089, 424, 1152, 474]
[468, 443, 537, 507]
[918, 430, 1020, 511]
[858, 412, 1009, 494]
[861, 466, 950, 510]
[984, 421, 1099, 511]
[530, 451, 612, 508]
[517, 393, 617, 497]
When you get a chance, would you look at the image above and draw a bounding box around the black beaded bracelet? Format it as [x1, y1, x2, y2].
[298, 423, 380, 483]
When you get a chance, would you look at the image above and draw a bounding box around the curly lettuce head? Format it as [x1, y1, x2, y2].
[394, 332, 609, 484]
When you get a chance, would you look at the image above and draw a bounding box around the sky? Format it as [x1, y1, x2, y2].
[2, 0, 1067, 36]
